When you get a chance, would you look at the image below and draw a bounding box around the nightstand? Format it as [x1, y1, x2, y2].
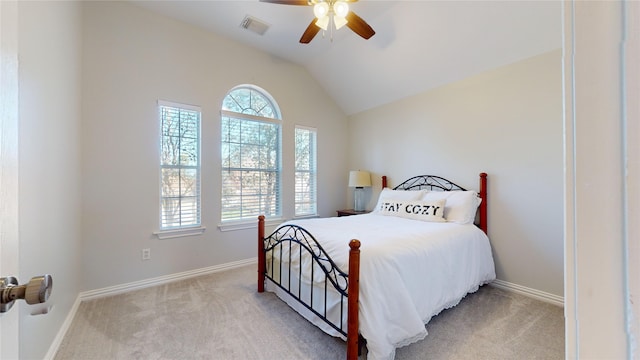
[337, 209, 370, 217]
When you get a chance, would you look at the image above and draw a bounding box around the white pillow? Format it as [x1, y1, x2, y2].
[379, 199, 446, 222]
[372, 188, 427, 213]
[421, 190, 481, 224]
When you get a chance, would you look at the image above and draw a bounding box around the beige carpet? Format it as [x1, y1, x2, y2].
[54, 264, 564, 360]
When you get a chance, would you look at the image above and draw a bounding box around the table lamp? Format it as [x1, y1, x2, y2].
[348, 170, 371, 211]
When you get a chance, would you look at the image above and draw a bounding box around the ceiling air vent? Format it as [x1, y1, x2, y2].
[240, 15, 270, 36]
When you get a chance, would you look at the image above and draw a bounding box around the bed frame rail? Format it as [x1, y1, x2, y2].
[392, 174, 468, 192]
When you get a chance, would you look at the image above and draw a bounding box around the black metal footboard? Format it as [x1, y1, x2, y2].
[263, 223, 350, 336]
[257, 215, 361, 360]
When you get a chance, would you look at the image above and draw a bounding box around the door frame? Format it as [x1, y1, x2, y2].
[0, 0, 20, 358]
[563, 0, 639, 357]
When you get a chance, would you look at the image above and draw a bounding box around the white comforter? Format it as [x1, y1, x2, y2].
[272, 213, 496, 360]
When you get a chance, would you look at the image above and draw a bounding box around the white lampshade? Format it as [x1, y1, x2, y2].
[315, 15, 329, 31]
[348, 170, 371, 188]
[333, 15, 348, 30]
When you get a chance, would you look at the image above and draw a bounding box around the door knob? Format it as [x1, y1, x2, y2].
[0, 275, 53, 313]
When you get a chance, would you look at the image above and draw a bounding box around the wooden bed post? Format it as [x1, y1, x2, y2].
[346, 239, 361, 360]
[381, 175, 387, 189]
[258, 215, 265, 293]
[479, 173, 488, 234]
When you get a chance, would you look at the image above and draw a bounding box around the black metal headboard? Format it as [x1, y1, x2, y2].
[392, 175, 467, 192]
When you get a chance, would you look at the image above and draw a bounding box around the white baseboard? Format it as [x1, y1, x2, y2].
[46, 257, 258, 358]
[490, 279, 564, 307]
[79, 257, 257, 301]
[43, 296, 82, 360]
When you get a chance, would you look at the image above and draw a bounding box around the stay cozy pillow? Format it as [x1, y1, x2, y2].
[421, 190, 481, 224]
[378, 199, 446, 222]
[372, 188, 427, 213]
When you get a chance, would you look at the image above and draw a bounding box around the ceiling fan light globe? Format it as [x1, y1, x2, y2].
[315, 15, 329, 31]
[333, 1, 349, 18]
[333, 16, 348, 30]
[313, 2, 329, 18]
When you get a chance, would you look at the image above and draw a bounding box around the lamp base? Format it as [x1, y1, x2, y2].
[354, 187, 365, 212]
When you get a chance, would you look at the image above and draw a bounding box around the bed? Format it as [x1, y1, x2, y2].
[257, 173, 495, 360]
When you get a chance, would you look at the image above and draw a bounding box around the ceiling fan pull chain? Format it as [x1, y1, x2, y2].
[330, 20, 334, 42]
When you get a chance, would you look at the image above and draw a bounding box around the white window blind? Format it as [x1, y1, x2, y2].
[295, 126, 317, 217]
[221, 86, 281, 222]
[159, 100, 201, 230]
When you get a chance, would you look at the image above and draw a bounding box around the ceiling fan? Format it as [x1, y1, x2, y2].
[260, 0, 375, 44]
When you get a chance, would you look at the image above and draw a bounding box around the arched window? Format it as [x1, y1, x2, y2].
[221, 85, 281, 222]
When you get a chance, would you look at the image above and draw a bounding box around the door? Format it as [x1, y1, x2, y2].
[0, 0, 20, 358]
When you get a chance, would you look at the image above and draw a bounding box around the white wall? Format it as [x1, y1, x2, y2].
[17, 1, 83, 359]
[81, 1, 349, 291]
[348, 50, 564, 297]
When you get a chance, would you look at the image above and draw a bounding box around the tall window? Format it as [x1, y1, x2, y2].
[295, 126, 317, 217]
[159, 101, 201, 230]
[221, 86, 281, 222]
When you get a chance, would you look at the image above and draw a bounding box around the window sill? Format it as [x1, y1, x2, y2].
[154, 226, 206, 240]
[218, 217, 284, 232]
[292, 214, 319, 220]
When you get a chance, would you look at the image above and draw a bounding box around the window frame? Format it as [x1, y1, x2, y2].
[294, 125, 318, 218]
[155, 100, 205, 239]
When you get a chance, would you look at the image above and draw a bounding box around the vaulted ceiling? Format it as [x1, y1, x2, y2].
[130, 0, 561, 115]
